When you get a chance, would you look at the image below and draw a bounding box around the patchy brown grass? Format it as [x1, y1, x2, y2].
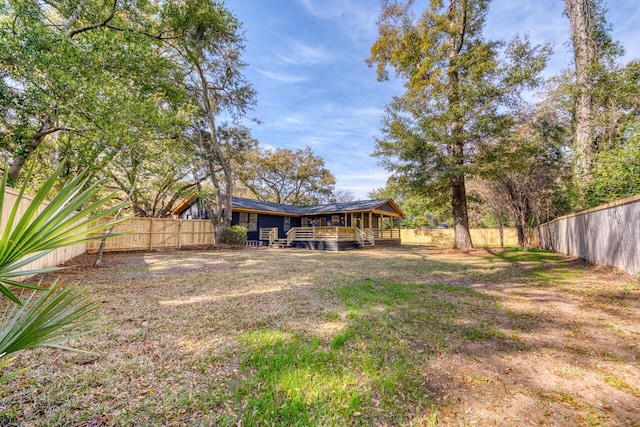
[0, 246, 638, 426]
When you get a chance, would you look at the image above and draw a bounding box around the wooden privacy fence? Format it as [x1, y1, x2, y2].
[401, 228, 520, 247]
[536, 194, 640, 276]
[86, 217, 214, 253]
[1, 187, 87, 274]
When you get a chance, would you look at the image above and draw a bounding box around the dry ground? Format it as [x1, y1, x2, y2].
[0, 246, 638, 426]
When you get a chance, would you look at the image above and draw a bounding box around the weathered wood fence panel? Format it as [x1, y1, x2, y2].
[536, 194, 640, 276]
[401, 228, 520, 247]
[85, 217, 214, 253]
[1, 187, 87, 273]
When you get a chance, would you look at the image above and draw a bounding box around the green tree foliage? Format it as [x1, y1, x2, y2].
[563, 0, 623, 194]
[106, 138, 205, 218]
[367, 0, 549, 248]
[548, 58, 640, 209]
[586, 134, 640, 206]
[368, 180, 450, 229]
[0, 0, 186, 185]
[239, 146, 336, 206]
[476, 107, 572, 246]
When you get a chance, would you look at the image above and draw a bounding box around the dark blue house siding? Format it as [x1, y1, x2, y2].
[258, 215, 285, 239]
[231, 212, 294, 241]
[231, 212, 262, 241]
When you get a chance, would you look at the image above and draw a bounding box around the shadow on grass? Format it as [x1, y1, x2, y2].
[4, 247, 638, 426]
[225, 249, 638, 426]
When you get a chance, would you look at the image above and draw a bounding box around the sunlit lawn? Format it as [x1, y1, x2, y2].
[1, 246, 638, 426]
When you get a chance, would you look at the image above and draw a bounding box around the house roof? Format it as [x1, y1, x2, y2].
[174, 196, 404, 218]
[230, 197, 403, 217]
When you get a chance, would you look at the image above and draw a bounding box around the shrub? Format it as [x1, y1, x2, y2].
[218, 225, 248, 245]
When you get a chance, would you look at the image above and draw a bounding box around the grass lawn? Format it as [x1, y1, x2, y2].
[1, 246, 638, 426]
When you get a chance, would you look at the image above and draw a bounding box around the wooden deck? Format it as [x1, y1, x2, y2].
[264, 227, 400, 251]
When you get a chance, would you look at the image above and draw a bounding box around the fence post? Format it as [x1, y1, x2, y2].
[149, 218, 154, 250]
[178, 219, 182, 249]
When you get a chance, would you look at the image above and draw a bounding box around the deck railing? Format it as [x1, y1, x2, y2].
[365, 228, 376, 245]
[286, 226, 360, 244]
[259, 228, 272, 240]
[372, 228, 399, 239]
[284, 227, 397, 245]
[286, 228, 296, 246]
[268, 227, 278, 246]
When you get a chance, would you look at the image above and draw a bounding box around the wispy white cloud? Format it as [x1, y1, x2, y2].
[276, 39, 333, 66]
[298, 0, 379, 44]
[257, 69, 309, 83]
[332, 169, 390, 198]
[298, 0, 344, 19]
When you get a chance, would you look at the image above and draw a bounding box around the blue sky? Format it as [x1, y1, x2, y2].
[228, 0, 640, 200]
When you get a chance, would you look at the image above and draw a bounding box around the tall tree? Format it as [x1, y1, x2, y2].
[238, 146, 336, 205]
[368, 0, 549, 248]
[161, 0, 256, 240]
[563, 0, 621, 196]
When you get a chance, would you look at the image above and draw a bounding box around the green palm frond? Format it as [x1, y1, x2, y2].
[0, 161, 123, 384]
[0, 161, 126, 304]
[0, 281, 98, 358]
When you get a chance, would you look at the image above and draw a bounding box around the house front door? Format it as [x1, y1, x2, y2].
[284, 217, 291, 233]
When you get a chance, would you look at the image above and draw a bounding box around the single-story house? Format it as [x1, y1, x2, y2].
[173, 196, 404, 250]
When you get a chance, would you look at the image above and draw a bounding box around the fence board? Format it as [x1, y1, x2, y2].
[536, 194, 640, 276]
[85, 217, 214, 253]
[1, 188, 87, 275]
[401, 228, 520, 247]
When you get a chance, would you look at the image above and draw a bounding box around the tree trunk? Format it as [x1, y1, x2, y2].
[195, 60, 234, 239]
[223, 171, 233, 227]
[446, 1, 472, 250]
[94, 165, 140, 266]
[207, 156, 222, 245]
[515, 220, 525, 248]
[514, 208, 528, 248]
[8, 117, 60, 184]
[451, 172, 473, 249]
[498, 221, 504, 248]
[564, 0, 598, 190]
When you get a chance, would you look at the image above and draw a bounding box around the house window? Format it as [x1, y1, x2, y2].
[248, 213, 258, 231]
[312, 218, 327, 226]
[331, 215, 341, 225]
[239, 212, 258, 231]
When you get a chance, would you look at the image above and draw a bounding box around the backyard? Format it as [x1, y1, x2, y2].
[0, 246, 638, 426]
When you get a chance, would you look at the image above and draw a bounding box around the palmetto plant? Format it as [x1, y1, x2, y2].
[0, 162, 123, 384]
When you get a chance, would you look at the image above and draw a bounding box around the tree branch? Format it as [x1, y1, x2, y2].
[67, 0, 117, 38]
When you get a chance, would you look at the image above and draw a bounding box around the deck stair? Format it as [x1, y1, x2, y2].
[270, 238, 290, 248]
[355, 227, 375, 248]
